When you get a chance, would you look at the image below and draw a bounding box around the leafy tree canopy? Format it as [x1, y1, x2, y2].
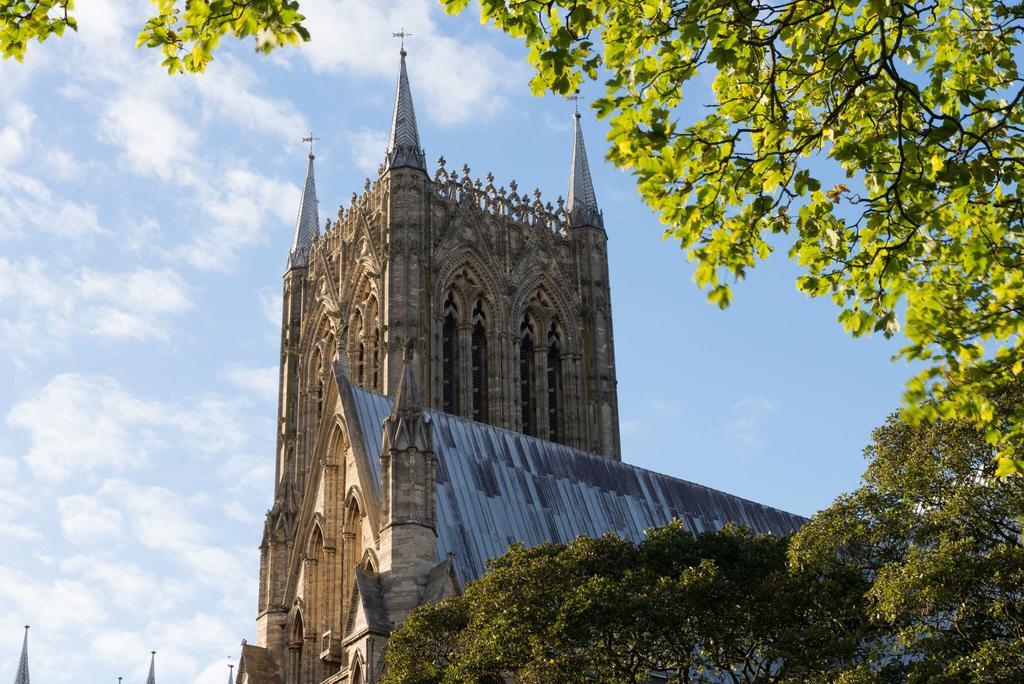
[0, 0, 308, 73]
[442, 0, 1024, 473]
[382, 524, 870, 683]
[791, 397, 1024, 681]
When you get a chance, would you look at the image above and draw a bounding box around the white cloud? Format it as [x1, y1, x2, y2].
[0, 101, 34, 168]
[348, 127, 389, 174]
[5, 372, 264, 482]
[725, 396, 779, 452]
[0, 258, 193, 359]
[6, 374, 167, 482]
[101, 90, 198, 180]
[298, 0, 525, 124]
[58, 495, 125, 545]
[195, 57, 307, 142]
[0, 171, 106, 241]
[260, 289, 283, 328]
[226, 365, 279, 402]
[179, 168, 299, 271]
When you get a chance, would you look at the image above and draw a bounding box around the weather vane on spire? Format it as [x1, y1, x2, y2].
[301, 132, 320, 158]
[392, 27, 412, 51]
[567, 89, 583, 116]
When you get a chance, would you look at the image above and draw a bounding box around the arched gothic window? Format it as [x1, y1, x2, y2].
[372, 327, 380, 390]
[312, 349, 325, 416]
[442, 294, 459, 414]
[350, 310, 365, 385]
[547, 322, 563, 443]
[520, 318, 536, 436]
[289, 611, 304, 683]
[471, 299, 488, 423]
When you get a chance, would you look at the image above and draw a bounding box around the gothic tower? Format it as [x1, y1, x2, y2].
[314, 47, 622, 457]
[245, 47, 624, 684]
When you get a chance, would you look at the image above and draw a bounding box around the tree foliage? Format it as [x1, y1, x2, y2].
[381, 524, 870, 683]
[0, 0, 308, 72]
[444, 0, 1024, 472]
[791, 402, 1024, 681]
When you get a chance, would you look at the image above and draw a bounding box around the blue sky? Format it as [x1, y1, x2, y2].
[0, 1, 913, 681]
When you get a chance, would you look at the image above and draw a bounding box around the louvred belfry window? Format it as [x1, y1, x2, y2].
[471, 299, 488, 423]
[442, 294, 459, 414]
[547, 323, 563, 443]
[520, 318, 536, 436]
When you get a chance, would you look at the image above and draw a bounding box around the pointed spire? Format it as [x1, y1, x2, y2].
[146, 651, 156, 684]
[383, 340, 432, 453]
[227, 663, 235, 684]
[383, 48, 426, 173]
[288, 142, 320, 271]
[12, 626, 29, 684]
[567, 112, 604, 229]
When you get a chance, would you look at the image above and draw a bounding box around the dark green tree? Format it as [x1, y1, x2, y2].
[381, 524, 869, 683]
[790, 405, 1024, 681]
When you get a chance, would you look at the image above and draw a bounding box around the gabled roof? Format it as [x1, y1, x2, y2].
[345, 386, 806, 588]
[288, 153, 319, 270]
[237, 642, 283, 684]
[352, 565, 391, 634]
[567, 113, 603, 229]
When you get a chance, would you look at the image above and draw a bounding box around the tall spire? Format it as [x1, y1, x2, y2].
[567, 113, 604, 229]
[288, 141, 320, 271]
[383, 48, 426, 173]
[146, 651, 156, 684]
[12, 626, 28, 684]
[227, 663, 234, 684]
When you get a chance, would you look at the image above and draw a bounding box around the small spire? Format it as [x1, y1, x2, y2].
[287, 143, 320, 270]
[227, 662, 235, 684]
[383, 45, 426, 173]
[13, 626, 29, 684]
[566, 102, 604, 229]
[383, 339, 432, 453]
[146, 651, 156, 684]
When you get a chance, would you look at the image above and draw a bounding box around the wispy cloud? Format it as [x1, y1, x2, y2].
[0, 259, 193, 360]
[724, 395, 779, 453]
[298, 0, 526, 125]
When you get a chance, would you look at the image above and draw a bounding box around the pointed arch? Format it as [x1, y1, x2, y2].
[471, 297, 489, 423]
[519, 314, 537, 436]
[546, 320, 564, 444]
[442, 292, 460, 415]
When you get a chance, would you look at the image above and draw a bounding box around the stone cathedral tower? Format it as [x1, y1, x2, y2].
[236, 48, 804, 684]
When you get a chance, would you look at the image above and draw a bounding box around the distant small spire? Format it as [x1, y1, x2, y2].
[383, 43, 426, 173]
[287, 142, 320, 271]
[227, 662, 235, 684]
[566, 98, 604, 229]
[146, 651, 156, 684]
[12, 626, 29, 684]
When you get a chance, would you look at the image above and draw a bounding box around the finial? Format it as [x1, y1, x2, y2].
[437, 155, 446, 169]
[392, 27, 412, 54]
[568, 89, 583, 118]
[301, 132, 320, 159]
